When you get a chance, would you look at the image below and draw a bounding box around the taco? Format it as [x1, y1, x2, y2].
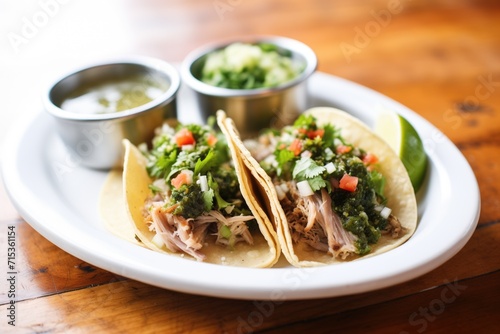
[218, 107, 417, 267]
[112, 117, 280, 267]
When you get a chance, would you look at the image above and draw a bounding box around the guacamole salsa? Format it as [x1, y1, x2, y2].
[200, 42, 303, 89]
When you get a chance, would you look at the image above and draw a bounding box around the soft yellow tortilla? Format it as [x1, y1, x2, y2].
[109, 128, 280, 267]
[217, 111, 281, 262]
[223, 107, 418, 267]
[99, 169, 144, 247]
[218, 112, 292, 265]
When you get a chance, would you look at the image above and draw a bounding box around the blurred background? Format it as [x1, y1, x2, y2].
[1, 0, 498, 150]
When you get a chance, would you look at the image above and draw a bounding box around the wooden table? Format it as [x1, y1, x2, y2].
[1, 0, 499, 332]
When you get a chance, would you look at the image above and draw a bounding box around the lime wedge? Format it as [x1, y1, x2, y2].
[375, 109, 427, 192]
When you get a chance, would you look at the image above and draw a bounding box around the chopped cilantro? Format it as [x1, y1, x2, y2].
[147, 149, 177, 179]
[321, 124, 337, 146]
[202, 188, 214, 211]
[274, 148, 295, 178]
[293, 114, 316, 128]
[369, 170, 386, 202]
[167, 150, 202, 180]
[208, 173, 232, 209]
[292, 157, 325, 180]
[194, 149, 216, 175]
[307, 176, 328, 192]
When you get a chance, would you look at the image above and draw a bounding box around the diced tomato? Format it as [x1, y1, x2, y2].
[171, 170, 193, 189]
[298, 128, 308, 135]
[288, 139, 303, 156]
[336, 145, 352, 154]
[175, 128, 196, 147]
[307, 129, 324, 139]
[339, 174, 358, 192]
[206, 133, 218, 146]
[297, 128, 324, 139]
[362, 153, 378, 165]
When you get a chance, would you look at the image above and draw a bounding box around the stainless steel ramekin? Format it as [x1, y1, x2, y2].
[181, 36, 317, 138]
[43, 57, 180, 169]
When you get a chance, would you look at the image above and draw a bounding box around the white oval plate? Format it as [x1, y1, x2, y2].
[1, 72, 480, 300]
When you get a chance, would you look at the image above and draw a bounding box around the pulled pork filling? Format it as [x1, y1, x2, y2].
[278, 181, 402, 259]
[145, 199, 254, 262]
[280, 181, 357, 259]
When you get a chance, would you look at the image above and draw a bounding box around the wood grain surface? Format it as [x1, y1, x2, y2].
[1, 0, 499, 333]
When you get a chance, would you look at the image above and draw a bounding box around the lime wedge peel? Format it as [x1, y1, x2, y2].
[374, 108, 428, 193]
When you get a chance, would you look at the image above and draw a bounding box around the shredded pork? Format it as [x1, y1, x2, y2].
[145, 203, 254, 261]
[283, 181, 357, 259]
[150, 206, 206, 261]
[383, 214, 403, 238]
[281, 180, 405, 258]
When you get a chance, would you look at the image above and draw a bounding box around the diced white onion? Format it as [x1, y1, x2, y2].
[182, 144, 195, 151]
[282, 132, 295, 143]
[263, 154, 278, 167]
[297, 180, 314, 197]
[197, 175, 208, 192]
[161, 123, 175, 135]
[301, 150, 312, 158]
[151, 233, 164, 248]
[137, 142, 148, 153]
[279, 182, 289, 194]
[274, 184, 286, 200]
[324, 147, 334, 159]
[325, 162, 336, 174]
[380, 207, 392, 219]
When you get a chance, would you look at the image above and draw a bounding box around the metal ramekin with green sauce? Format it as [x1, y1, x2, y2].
[44, 57, 180, 169]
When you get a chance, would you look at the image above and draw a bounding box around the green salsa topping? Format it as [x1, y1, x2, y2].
[144, 120, 251, 220]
